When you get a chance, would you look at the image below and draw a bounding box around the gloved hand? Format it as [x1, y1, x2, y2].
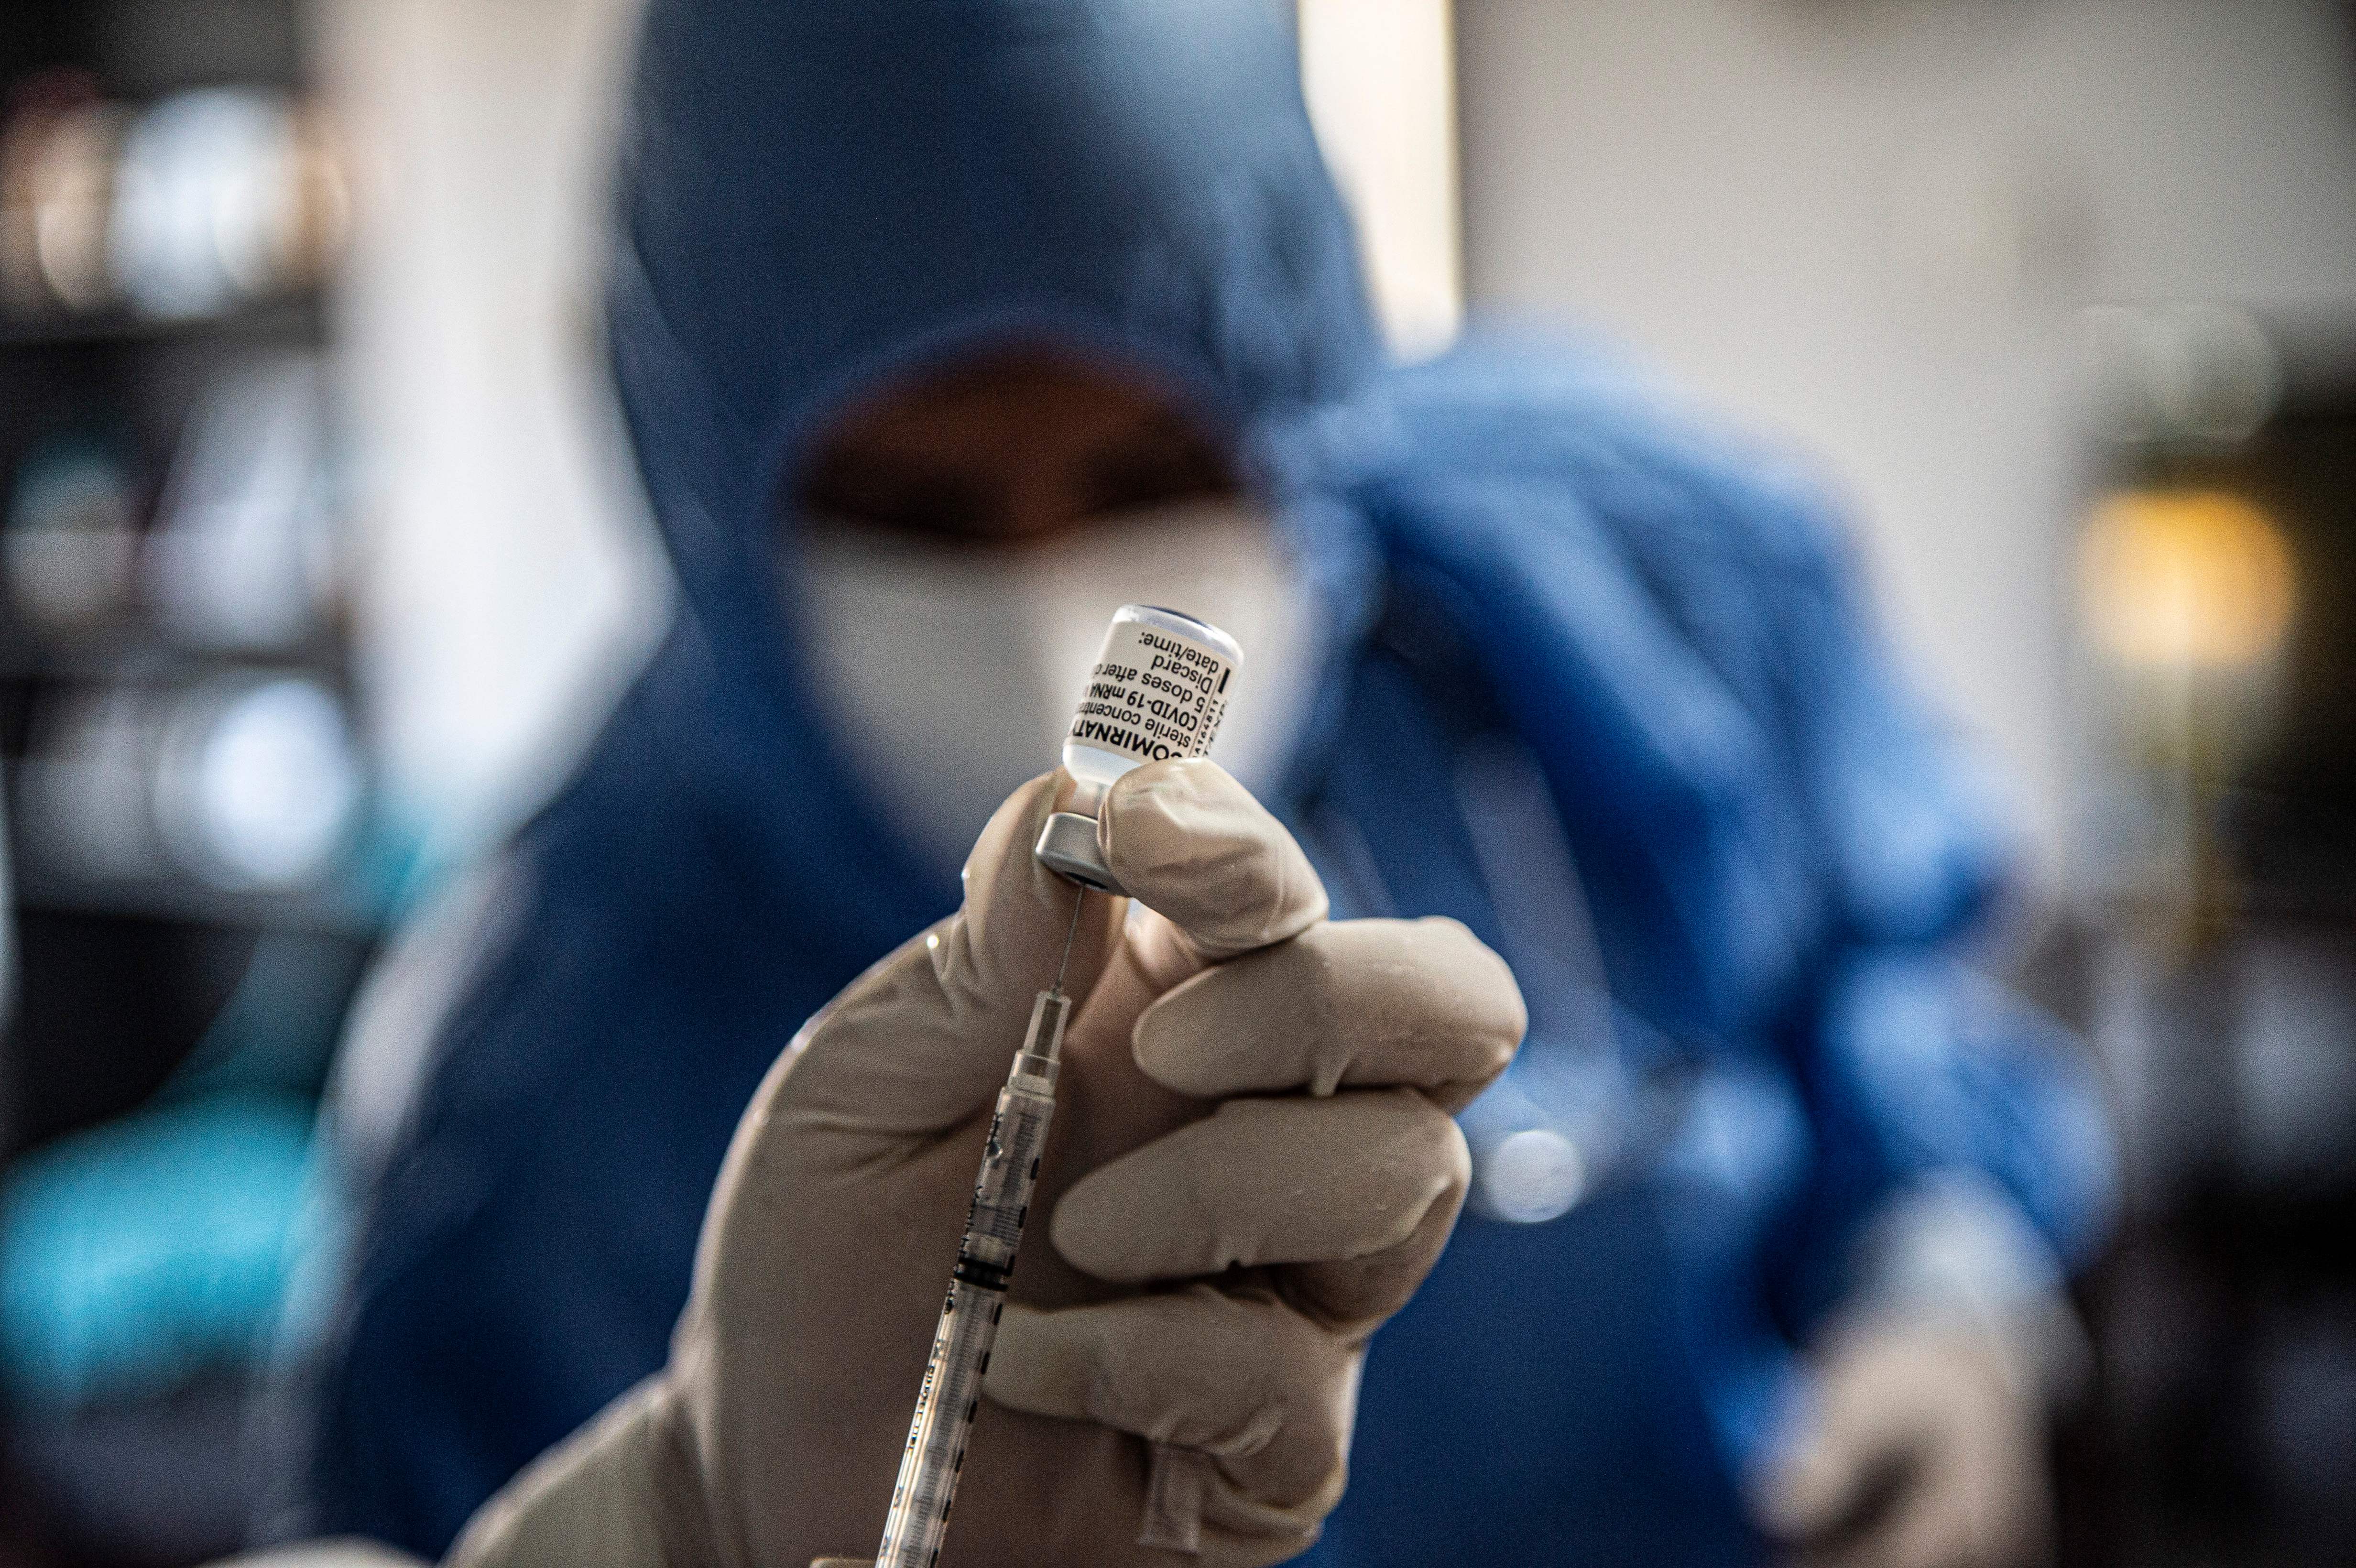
[1750, 1317, 2055, 1568]
[449, 759, 1524, 1568]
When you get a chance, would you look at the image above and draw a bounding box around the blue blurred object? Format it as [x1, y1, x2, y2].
[0, 926, 363, 1560]
[1, 1091, 315, 1408]
[0, 930, 361, 1410]
[305, 0, 2114, 1558]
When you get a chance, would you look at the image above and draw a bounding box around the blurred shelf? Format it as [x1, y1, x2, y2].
[0, 630, 352, 687]
[11, 862, 384, 937]
[0, 292, 326, 353]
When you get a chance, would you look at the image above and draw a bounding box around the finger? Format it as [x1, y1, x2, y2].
[1051, 1090, 1470, 1318]
[1133, 917, 1523, 1110]
[985, 1289, 1355, 1517]
[780, 771, 1120, 1136]
[1867, 1485, 1972, 1568]
[1100, 759, 1326, 961]
[1770, 1333, 1966, 1542]
[1799, 1473, 1955, 1568]
[1863, 1414, 2049, 1568]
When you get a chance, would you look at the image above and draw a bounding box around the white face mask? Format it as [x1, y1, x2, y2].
[789, 495, 1317, 879]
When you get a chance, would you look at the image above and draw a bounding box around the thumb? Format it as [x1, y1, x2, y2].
[1750, 1354, 1923, 1543]
[780, 771, 1119, 1138]
[1752, 1415, 1869, 1542]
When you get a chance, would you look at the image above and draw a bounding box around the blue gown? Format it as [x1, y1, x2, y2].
[304, 0, 2115, 1558]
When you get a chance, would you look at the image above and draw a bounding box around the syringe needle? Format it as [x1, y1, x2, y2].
[1052, 887, 1087, 993]
[874, 938, 1073, 1568]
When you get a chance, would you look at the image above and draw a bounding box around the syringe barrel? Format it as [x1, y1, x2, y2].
[874, 991, 1069, 1568]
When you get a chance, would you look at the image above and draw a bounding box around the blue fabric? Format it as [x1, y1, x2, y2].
[308, 0, 2115, 1557]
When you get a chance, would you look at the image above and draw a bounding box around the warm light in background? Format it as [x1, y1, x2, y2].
[1297, 0, 1462, 358]
[2079, 488, 2297, 672]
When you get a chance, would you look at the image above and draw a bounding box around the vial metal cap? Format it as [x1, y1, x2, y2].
[1035, 810, 1125, 896]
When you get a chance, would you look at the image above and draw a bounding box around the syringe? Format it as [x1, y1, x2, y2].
[873, 603, 1243, 1568]
[873, 900, 1082, 1568]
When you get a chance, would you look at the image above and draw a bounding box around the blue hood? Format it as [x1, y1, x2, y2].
[612, 0, 1380, 640]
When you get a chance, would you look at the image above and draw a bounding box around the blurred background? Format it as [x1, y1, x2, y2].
[0, 0, 2350, 1563]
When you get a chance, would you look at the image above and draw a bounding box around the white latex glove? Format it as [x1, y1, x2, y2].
[447, 760, 1524, 1568]
[1750, 1318, 2055, 1568]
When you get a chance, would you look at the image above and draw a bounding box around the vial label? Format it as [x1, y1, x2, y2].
[1068, 618, 1235, 766]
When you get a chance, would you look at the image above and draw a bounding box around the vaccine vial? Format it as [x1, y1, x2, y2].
[1035, 603, 1242, 894]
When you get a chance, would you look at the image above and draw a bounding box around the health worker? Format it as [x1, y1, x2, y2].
[287, 1, 2114, 1565]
